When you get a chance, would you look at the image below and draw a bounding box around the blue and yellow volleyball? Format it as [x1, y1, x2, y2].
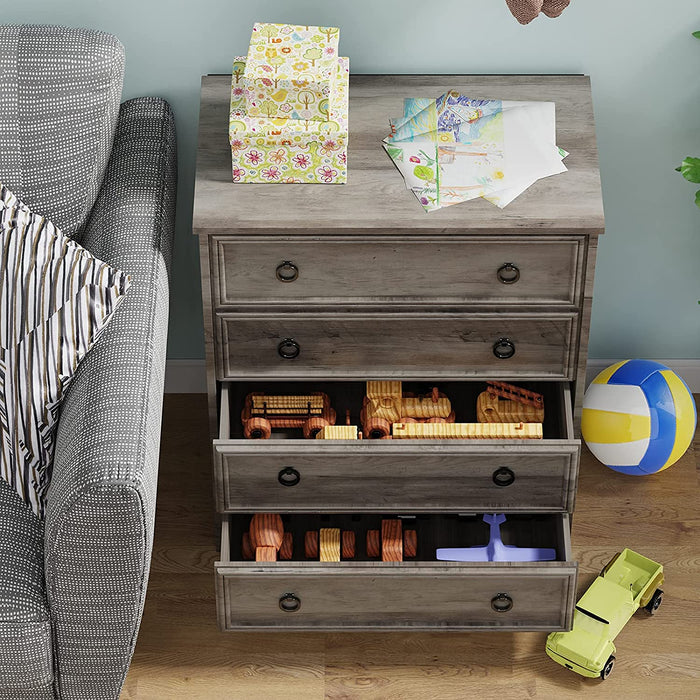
[582, 360, 697, 475]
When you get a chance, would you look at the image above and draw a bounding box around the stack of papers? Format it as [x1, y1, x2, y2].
[383, 91, 568, 212]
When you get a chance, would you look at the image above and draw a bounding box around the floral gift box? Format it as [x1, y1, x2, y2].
[230, 56, 349, 184]
[243, 22, 341, 122]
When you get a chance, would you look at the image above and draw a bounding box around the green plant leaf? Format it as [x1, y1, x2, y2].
[693, 30, 700, 39]
[679, 157, 700, 183]
[695, 188, 700, 207]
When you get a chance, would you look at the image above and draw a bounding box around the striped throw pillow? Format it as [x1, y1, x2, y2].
[0, 184, 131, 518]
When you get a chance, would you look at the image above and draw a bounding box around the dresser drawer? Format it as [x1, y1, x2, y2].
[215, 513, 577, 631]
[215, 312, 577, 380]
[211, 236, 584, 307]
[214, 381, 578, 513]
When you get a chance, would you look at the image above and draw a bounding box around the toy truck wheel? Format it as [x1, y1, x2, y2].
[365, 417, 391, 439]
[600, 655, 615, 680]
[645, 589, 663, 615]
[303, 417, 330, 439]
[244, 417, 272, 439]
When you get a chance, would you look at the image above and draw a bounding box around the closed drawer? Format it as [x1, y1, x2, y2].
[216, 312, 577, 380]
[211, 236, 584, 307]
[214, 381, 579, 513]
[215, 513, 577, 631]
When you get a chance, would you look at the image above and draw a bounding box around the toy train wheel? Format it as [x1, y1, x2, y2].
[427, 417, 447, 424]
[398, 416, 418, 424]
[366, 529, 381, 557]
[341, 531, 356, 559]
[279, 532, 293, 560]
[365, 417, 391, 439]
[304, 531, 319, 559]
[303, 417, 329, 439]
[645, 589, 663, 615]
[600, 655, 615, 680]
[244, 417, 272, 439]
[403, 529, 417, 558]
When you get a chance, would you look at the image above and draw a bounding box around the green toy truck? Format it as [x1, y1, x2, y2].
[546, 548, 664, 680]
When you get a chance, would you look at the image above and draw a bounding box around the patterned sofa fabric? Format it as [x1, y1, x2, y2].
[44, 96, 176, 700]
[0, 24, 177, 700]
[0, 24, 124, 238]
[0, 478, 54, 699]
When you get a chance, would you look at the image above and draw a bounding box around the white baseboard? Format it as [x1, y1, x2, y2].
[164, 359, 700, 393]
[585, 359, 700, 392]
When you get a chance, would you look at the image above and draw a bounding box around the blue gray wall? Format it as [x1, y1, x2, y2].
[5, 0, 700, 361]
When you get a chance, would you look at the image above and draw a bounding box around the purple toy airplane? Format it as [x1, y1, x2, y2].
[436, 513, 556, 562]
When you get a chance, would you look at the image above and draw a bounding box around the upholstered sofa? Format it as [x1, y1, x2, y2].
[0, 25, 176, 699]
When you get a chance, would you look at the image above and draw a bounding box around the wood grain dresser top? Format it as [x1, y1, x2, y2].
[193, 74, 604, 235]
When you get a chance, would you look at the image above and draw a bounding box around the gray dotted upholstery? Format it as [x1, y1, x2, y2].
[0, 479, 54, 699]
[0, 25, 124, 238]
[0, 25, 176, 700]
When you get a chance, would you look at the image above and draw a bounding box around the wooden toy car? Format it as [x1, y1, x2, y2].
[366, 519, 418, 561]
[546, 548, 664, 680]
[242, 513, 293, 562]
[477, 381, 544, 423]
[391, 422, 542, 439]
[241, 391, 336, 439]
[360, 381, 454, 439]
[305, 528, 356, 561]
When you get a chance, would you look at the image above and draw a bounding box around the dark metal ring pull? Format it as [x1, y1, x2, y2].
[278, 338, 300, 359]
[278, 467, 301, 487]
[497, 262, 520, 285]
[493, 338, 516, 359]
[491, 593, 513, 613]
[279, 593, 301, 612]
[276, 261, 299, 283]
[492, 467, 515, 488]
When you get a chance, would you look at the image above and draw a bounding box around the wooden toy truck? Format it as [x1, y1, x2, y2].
[241, 391, 336, 439]
[360, 381, 455, 439]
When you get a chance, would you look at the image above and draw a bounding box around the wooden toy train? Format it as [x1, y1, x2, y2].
[241, 381, 544, 440]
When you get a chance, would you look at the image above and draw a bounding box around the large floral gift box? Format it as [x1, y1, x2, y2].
[230, 56, 349, 184]
[243, 22, 341, 121]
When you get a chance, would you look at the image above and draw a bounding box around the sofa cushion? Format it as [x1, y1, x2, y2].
[0, 477, 53, 695]
[0, 184, 131, 517]
[0, 24, 124, 238]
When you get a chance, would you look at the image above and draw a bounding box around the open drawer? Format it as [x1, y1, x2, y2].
[215, 512, 577, 631]
[213, 380, 580, 513]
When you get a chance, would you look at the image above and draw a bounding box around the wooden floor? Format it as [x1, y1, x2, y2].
[123, 394, 700, 699]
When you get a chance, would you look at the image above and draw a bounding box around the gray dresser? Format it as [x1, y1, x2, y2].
[193, 74, 604, 631]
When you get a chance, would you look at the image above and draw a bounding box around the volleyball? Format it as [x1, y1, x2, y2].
[581, 359, 697, 475]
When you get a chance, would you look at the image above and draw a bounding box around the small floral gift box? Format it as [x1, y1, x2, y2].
[230, 56, 349, 184]
[243, 22, 341, 121]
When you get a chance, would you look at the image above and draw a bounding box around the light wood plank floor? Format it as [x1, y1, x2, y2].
[123, 394, 700, 699]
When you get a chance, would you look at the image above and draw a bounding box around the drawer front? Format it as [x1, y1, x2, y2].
[214, 443, 579, 513]
[216, 564, 577, 631]
[216, 312, 577, 380]
[212, 236, 584, 307]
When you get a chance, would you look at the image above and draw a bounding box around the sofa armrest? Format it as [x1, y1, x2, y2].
[44, 97, 176, 700]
